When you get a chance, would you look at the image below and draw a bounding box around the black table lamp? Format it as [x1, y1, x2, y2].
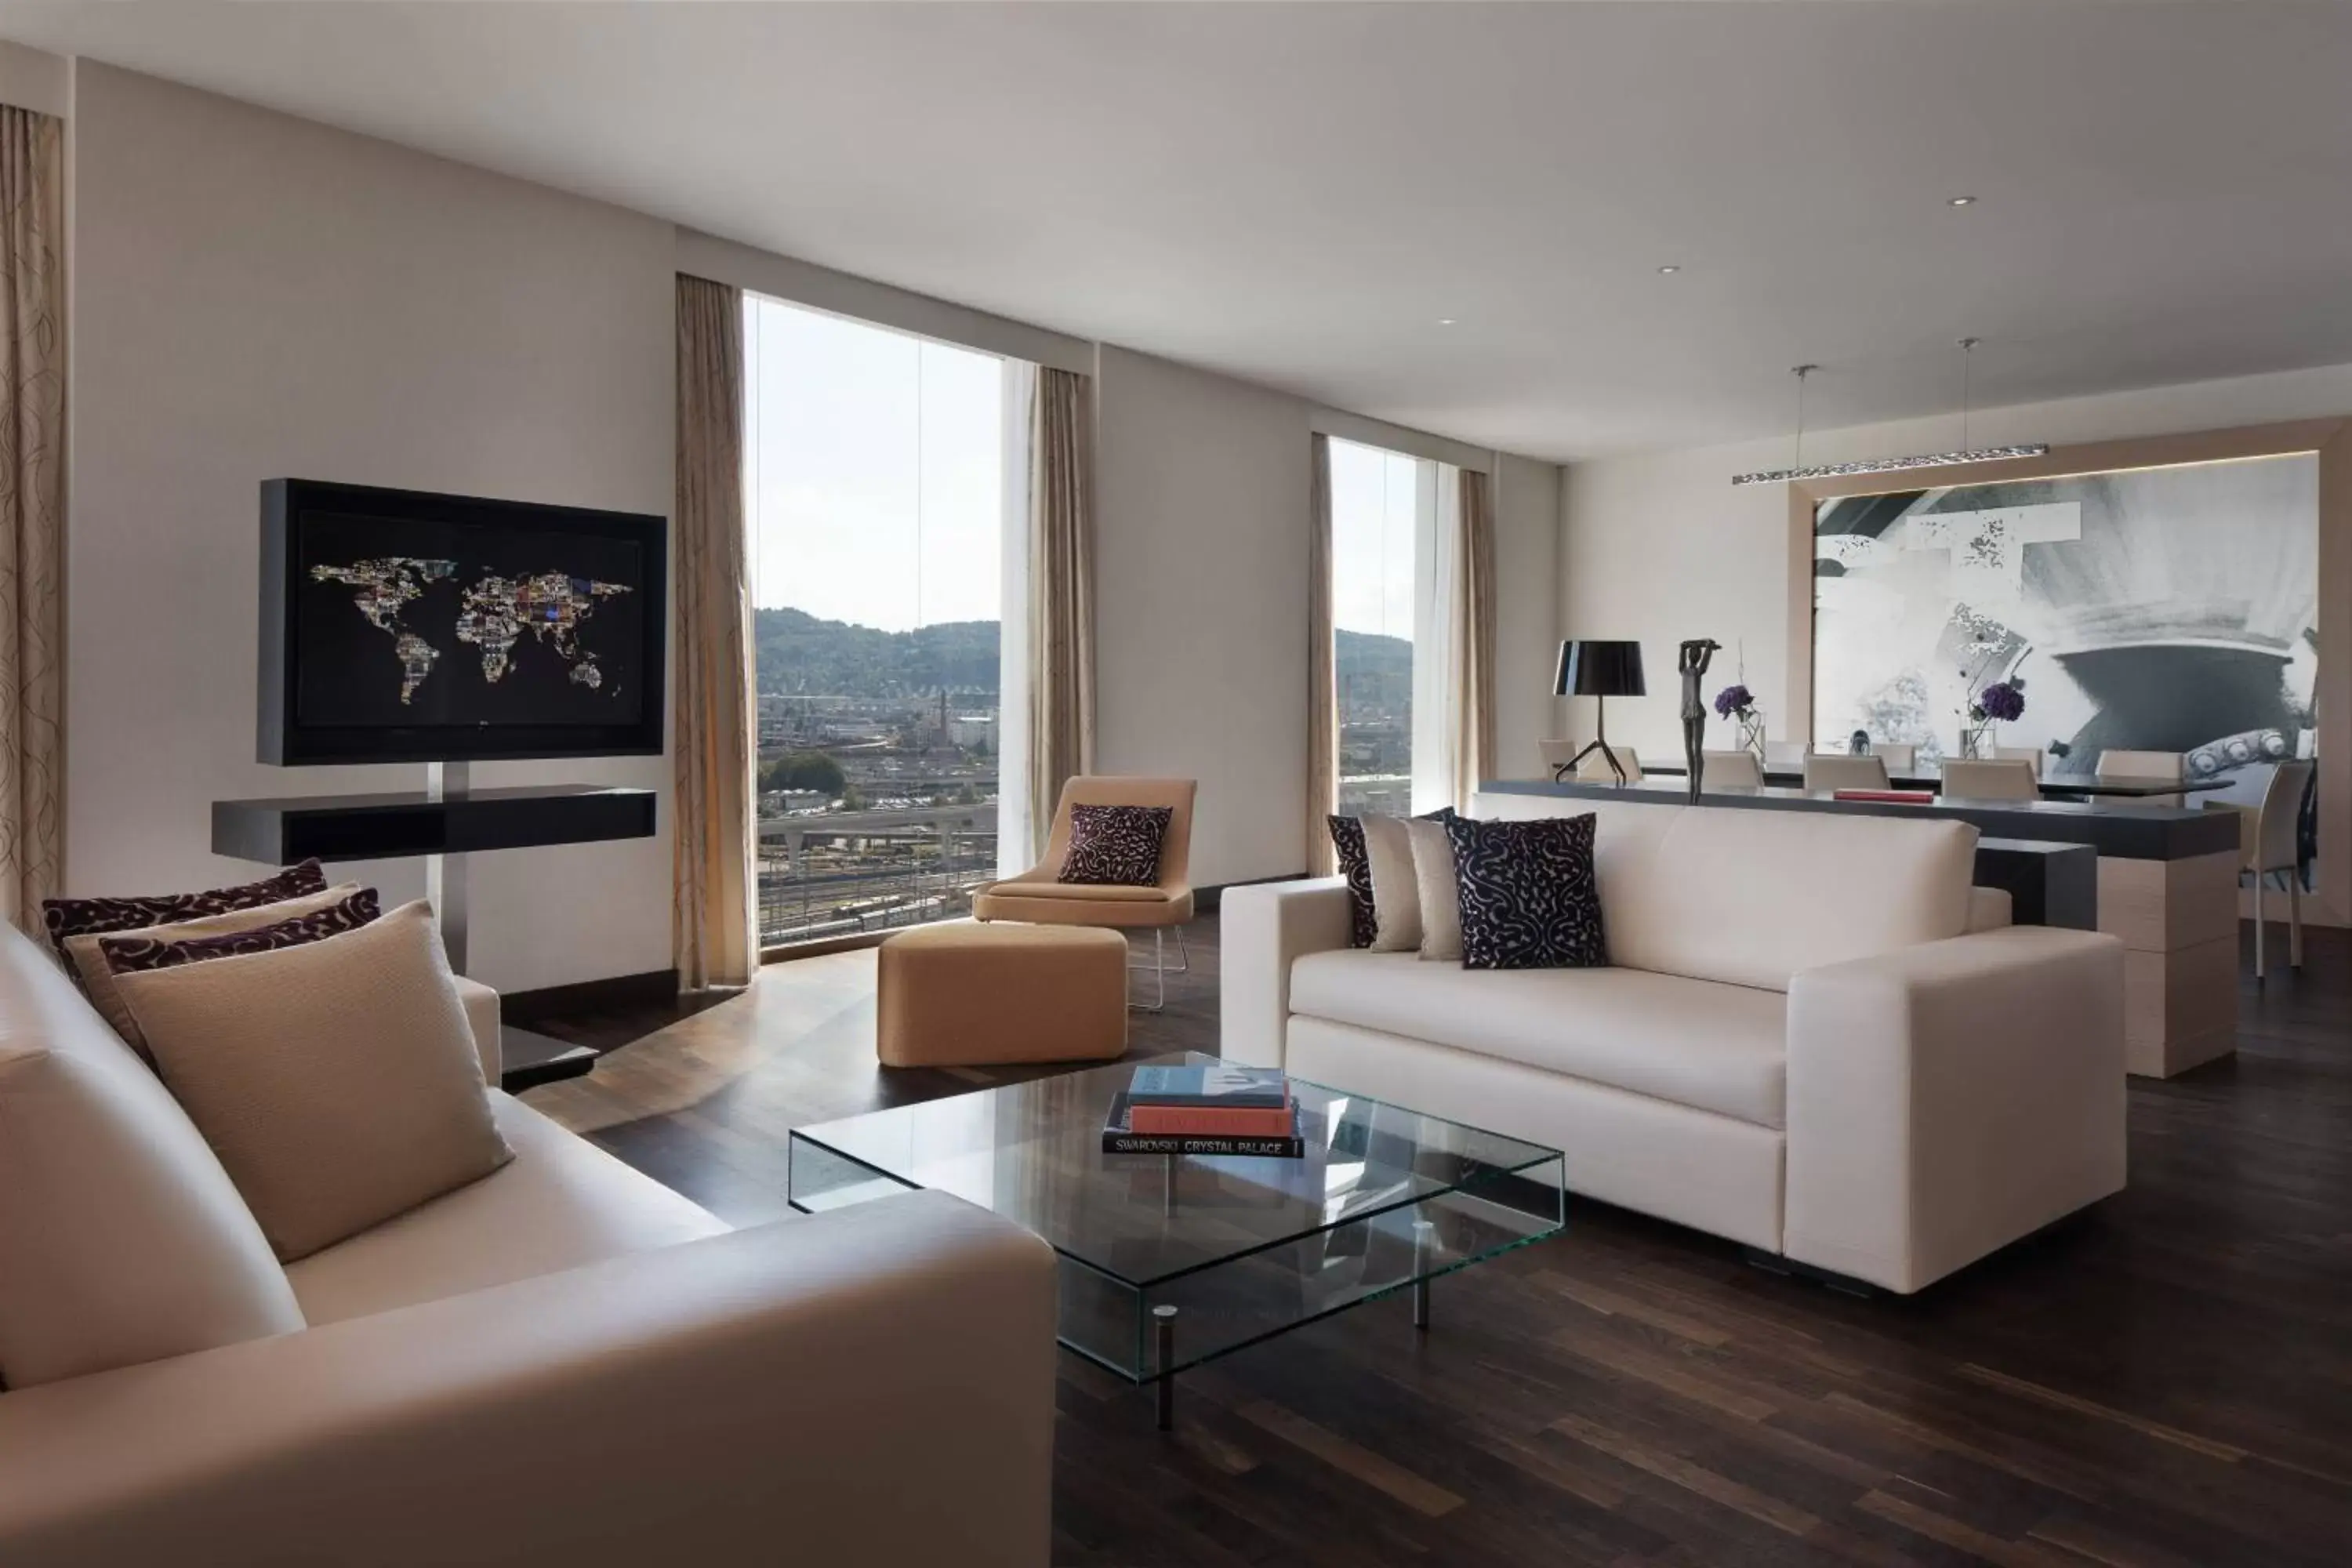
[1554, 640, 1646, 786]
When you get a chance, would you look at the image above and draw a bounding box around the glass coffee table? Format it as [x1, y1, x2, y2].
[787, 1051, 1566, 1427]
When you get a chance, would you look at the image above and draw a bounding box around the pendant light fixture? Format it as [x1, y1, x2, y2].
[1730, 337, 2047, 487]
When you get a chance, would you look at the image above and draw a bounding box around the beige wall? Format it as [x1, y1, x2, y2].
[1092, 347, 1315, 886]
[67, 63, 676, 994]
[1562, 360, 2352, 762]
[1490, 452, 1563, 781]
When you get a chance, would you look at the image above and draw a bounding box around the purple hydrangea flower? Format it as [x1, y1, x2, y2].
[1713, 684, 1755, 720]
[1973, 681, 2026, 723]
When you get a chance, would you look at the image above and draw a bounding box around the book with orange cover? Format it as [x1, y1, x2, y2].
[1125, 1099, 1296, 1137]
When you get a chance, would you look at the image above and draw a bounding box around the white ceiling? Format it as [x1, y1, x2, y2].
[7, 0, 2352, 461]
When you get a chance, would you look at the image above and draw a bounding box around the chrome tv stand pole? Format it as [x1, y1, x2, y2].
[424, 760, 469, 975]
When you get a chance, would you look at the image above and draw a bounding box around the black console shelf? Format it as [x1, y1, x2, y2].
[212, 785, 655, 865]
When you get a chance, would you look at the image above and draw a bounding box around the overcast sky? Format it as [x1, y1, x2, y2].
[744, 296, 1416, 643]
[744, 294, 1003, 631]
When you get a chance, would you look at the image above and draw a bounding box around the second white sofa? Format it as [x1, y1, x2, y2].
[1222, 795, 2128, 1294]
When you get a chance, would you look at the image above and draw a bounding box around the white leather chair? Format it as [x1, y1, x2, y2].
[2097, 748, 2183, 808]
[1802, 753, 1890, 792]
[1700, 750, 1764, 789]
[1764, 741, 1807, 770]
[1574, 747, 1643, 784]
[1871, 744, 1918, 775]
[1994, 746, 2045, 779]
[2204, 759, 2315, 979]
[1940, 759, 2040, 800]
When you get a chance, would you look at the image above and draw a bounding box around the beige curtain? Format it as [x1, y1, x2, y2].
[1450, 466, 1497, 811]
[0, 106, 62, 934]
[1306, 433, 1336, 874]
[1028, 366, 1095, 850]
[672, 274, 756, 989]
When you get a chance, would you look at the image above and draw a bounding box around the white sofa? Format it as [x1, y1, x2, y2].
[1223, 795, 2128, 1294]
[0, 922, 1056, 1566]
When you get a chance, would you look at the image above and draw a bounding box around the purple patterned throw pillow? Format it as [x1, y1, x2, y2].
[1058, 804, 1174, 886]
[98, 887, 382, 975]
[44, 859, 331, 962]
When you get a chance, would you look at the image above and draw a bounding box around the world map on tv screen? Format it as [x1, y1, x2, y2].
[294, 509, 648, 730]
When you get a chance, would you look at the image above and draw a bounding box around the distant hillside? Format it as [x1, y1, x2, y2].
[1336, 627, 1413, 708]
[752, 608, 1410, 702]
[754, 607, 1000, 697]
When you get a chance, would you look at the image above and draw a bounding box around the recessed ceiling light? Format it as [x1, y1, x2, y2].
[1436, 318, 1457, 326]
[1657, 264, 1681, 274]
[1948, 195, 1977, 206]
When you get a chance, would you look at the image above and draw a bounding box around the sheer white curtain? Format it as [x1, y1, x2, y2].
[1410, 463, 1460, 816]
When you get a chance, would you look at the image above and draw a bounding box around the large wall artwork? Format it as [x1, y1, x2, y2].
[1812, 452, 2318, 804]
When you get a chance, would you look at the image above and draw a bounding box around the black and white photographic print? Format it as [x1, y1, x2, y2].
[1811, 453, 2318, 807]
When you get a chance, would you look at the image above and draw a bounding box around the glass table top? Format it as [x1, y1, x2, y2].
[789, 1051, 1563, 1288]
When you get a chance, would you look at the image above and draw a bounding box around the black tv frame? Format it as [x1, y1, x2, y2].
[259, 479, 667, 765]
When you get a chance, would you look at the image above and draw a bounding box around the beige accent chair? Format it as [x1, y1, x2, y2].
[1940, 759, 2041, 800]
[2097, 747, 2184, 807]
[2204, 759, 2315, 979]
[1802, 753, 1891, 792]
[1994, 745, 2045, 779]
[975, 775, 1196, 1008]
[1700, 750, 1765, 789]
[0, 922, 1056, 1565]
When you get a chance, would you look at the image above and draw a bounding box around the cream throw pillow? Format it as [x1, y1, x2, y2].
[1359, 814, 1424, 953]
[111, 900, 514, 1262]
[1404, 816, 1465, 962]
[64, 882, 366, 1059]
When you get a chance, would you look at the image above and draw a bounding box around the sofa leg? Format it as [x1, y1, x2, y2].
[1742, 1247, 1882, 1298]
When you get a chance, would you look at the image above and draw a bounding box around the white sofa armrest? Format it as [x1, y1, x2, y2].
[1784, 926, 2126, 1294]
[0, 1189, 1057, 1567]
[451, 975, 503, 1083]
[1219, 877, 1352, 1068]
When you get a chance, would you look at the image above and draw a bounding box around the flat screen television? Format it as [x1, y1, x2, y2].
[260, 479, 667, 764]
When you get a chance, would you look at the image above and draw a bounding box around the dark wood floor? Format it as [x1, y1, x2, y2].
[524, 919, 2352, 1566]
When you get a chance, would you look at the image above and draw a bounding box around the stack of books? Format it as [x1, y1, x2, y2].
[1102, 1064, 1304, 1157]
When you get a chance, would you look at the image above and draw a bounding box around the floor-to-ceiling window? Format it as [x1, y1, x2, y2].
[742, 294, 1023, 946]
[1329, 437, 1450, 815]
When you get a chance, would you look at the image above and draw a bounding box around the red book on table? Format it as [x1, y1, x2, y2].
[1831, 789, 1936, 804]
[1126, 1100, 1296, 1137]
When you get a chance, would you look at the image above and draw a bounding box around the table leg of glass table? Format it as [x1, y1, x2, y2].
[1412, 1218, 1435, 1330]
[1153, 1305, 1178, 1431]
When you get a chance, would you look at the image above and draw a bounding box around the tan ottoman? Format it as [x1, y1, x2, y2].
[876, 922, 1130, 1068]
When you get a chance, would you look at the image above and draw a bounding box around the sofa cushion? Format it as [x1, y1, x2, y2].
[0, 924, 303, 1388]
[1288, 949, 1787, 1127]
[1470, 795, 1977, 992]
[42, 858, 328, 962]
[113, 901, 515, 1262]
[288, 1094, 731, 1326]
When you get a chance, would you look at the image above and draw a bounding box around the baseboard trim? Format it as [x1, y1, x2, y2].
[501, 967, 679, 1022]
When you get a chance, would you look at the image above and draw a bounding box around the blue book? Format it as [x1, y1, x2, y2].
[1127, 1064, 1290, 1109]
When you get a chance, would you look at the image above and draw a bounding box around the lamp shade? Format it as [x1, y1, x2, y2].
[1555, 640, 1646, 698]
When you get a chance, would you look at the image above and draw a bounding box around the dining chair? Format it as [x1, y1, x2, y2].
[1802, 753, 1891, 792]
[2202, 759, 2315, 980]
[1574, 747, 1643, 784]
[1763, 740, 1806, 770]
[1994, 746, 2045, 779]
[1699, 750, 1764, 789]
[1871, 743, 1918, 775]
[1940, 759, 2040, 801]
[2096, 748, 2184, 807]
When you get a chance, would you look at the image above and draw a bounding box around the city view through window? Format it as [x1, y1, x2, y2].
[1330, 439, 1425, 816]
[743, 296, 1013, 946]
